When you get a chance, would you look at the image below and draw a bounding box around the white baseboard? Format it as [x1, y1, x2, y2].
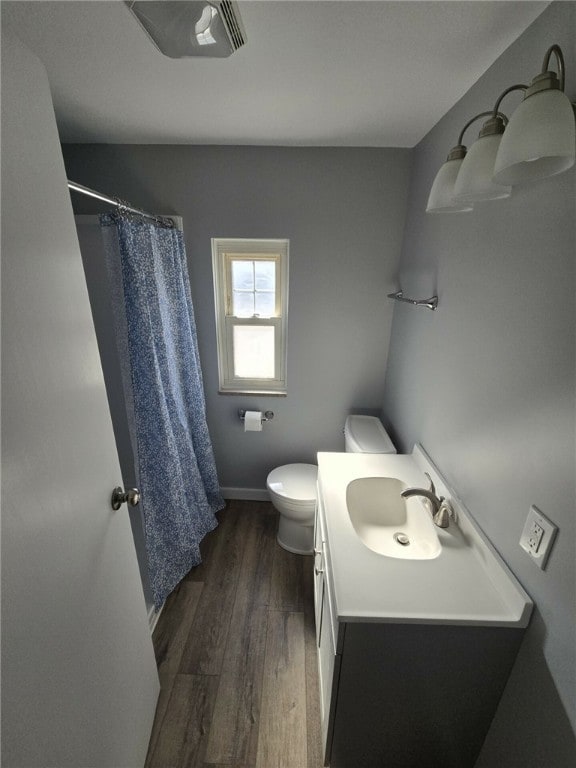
[148, 602, 163, 633]
[220, 487, 270, 501]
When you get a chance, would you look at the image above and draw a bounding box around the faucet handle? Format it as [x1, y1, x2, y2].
[433, 500, 454, 529]
[424, 472, 436, 497]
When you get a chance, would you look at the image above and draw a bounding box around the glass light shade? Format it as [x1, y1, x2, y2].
[453, 134, 511, 202]
[426, 158, 473, 213]
[493, 89, 575, 185]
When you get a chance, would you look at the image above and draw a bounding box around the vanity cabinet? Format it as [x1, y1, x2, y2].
[314, 492, 526, 768]
[313, 497, 343, 758]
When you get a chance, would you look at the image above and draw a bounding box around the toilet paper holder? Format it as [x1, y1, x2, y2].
[238, 409, 274, 423]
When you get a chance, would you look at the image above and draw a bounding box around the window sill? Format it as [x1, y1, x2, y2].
[218, 389, 287, 397]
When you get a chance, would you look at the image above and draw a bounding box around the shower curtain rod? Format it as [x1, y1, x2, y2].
[67, 180, 173, 227]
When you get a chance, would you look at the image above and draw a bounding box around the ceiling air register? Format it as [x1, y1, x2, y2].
[126, 1, 246, 58]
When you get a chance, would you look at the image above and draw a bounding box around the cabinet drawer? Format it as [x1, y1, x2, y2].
[318, 575, 341, 765]
[315, 498, 341, 654]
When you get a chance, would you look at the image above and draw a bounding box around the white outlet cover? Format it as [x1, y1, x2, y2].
[519, 506, 558, 570]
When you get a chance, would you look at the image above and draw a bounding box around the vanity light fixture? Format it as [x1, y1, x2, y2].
[427, 43, 575, 213]
[453, 85, 527, 204]
[452, 114, 512, 203]
[426, 111, 499, 213]
[425, 144, 473, 214]
[493, 45, 575, 185]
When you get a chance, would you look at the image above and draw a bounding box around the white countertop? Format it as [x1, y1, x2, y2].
[317, 448, 533, 628]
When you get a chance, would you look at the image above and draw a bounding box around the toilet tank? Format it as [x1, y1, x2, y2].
[344, 415, 396, 454]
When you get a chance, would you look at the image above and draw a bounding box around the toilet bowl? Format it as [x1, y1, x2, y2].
[267, 463, 317, 555]
[267, 416, 396, 555]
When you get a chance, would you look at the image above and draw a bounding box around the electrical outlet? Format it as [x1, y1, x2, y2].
[527, 521, 544, 553]
[519, 506, 558, 570]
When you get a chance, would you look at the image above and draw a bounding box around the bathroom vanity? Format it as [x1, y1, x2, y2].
[313, 446, 532, 768]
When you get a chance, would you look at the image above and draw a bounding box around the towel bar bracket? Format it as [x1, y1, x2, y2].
[387, 290, 438, 311]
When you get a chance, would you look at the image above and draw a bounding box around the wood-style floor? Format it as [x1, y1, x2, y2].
[145, 500, 324, 768]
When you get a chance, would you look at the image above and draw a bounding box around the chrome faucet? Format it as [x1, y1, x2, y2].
[401, 473, 452, 528]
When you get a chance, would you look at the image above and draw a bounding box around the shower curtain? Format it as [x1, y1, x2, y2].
[100, 212, 223, 609]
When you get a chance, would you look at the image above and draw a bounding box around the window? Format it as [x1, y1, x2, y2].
[212, 238, 289, 394]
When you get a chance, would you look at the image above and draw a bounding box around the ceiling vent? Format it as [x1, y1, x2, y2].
[126, 1, 246, 58]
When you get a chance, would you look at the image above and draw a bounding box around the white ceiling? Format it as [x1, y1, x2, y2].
[3, 0, 549, 146]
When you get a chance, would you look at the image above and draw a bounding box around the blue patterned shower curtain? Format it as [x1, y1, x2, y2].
[100, 212, 223, 609]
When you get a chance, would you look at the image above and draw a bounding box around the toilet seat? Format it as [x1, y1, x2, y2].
[267, 463, 317, 506]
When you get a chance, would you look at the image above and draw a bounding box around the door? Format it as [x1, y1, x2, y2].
[1, 30, 159, 768]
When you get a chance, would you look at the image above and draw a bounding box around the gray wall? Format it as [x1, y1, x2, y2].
[382, 2, 575, 764]
[63, 146, 412, 490]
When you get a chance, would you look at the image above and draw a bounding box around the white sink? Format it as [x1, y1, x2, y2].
[346, 476, 441, 560]
[318, 449, 534, 626]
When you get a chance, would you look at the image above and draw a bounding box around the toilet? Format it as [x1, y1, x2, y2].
[266, 415, 396, 554]
[343, 413, 397, 455]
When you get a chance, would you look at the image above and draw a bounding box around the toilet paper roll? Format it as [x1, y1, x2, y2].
[244, 411, 263, 432]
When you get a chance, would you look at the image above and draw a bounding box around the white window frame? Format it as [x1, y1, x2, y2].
[212, 238, 289, 394]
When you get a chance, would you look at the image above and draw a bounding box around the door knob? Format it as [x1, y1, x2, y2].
[111, 487, 140, 511]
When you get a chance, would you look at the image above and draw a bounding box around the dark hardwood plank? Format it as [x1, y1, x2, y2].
[145, 674, 218, 768]
[253, 499, 278, 516]
[148, 582, 204, 760]
[269, 544, 308, 612]
[179, 509, 249, 675]
[205, 511, 276, 764]
[256, 611, 307, 768]
[153, 580, 204, 686]
[146, 682, 177, 766]
[302, 558, 324, 768]
[236, 505, 277, 610]
[204, 603, 267, 765]
[186, 506, 230, 583]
